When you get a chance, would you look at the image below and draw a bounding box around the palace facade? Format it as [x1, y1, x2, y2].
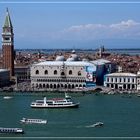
[30, 53, 113, 91]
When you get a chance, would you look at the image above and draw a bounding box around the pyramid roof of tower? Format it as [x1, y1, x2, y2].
[3, 8, 13, 28]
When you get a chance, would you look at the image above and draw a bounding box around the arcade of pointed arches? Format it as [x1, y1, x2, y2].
[32, 83, 86, 89]
[31, 76, 86, 89]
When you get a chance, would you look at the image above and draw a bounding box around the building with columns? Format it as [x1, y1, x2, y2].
[31, 61, 97, 91]
[30, 51, 114, 91]
[104, 73, 137, 91]
[2, 8, 14, 77]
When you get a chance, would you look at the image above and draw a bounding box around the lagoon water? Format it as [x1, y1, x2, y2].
[0, 93, 140, 139]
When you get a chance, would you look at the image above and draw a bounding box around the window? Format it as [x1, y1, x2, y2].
[124, 78, 125, 83]
[132, 84, 135, 89]
[78, 71, 81, 76]
[35, 70, 39, 75]
[69, 70, 72, 75]
[132, 78, 134, 83]
[111, 78, 113, 82]
[54, 84, 56, 88]
[50, 84, 53, 88]
[44, 70, 48, 75]
[107, 78, 109, 82]
[54, 70, 57, 75]
[123, 84, 126, 89]
[4, 37, 10, 40]
[120, 78, 121, 83]
[61, 72, 65, 76]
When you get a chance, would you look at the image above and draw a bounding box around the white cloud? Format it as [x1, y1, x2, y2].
[110, 20, 140, 29]
[54, 19, 140, 41]
[66, 24, 106, 32]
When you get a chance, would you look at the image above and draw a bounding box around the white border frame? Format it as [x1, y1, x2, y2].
[0, 1, 140, 4]
[0, 1, 140, 139]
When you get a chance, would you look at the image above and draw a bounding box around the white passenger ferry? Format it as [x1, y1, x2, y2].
[30, 94, 79, 108]
[0, 127, 24, 134]
[20, 118, 47, 124]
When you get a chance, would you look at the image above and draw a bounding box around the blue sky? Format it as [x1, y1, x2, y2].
[0, 1, 140, 49]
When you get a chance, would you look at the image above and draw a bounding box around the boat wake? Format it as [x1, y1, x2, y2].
[85, 124, 95, 128]
[85, 122, 104, 128]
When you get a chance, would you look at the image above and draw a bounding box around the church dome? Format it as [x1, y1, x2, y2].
[67, 50, 79, 61]
[70, 54, 79, 61]
[55, 55, 65, 61]
[82, 58, 89, 62]
[72, 50, 76, 54]
[66, 57, 75, 61]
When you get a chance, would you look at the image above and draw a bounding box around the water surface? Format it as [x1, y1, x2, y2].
[0, 93, 140, 139]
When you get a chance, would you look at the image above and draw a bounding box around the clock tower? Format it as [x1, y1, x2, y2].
[2, 8, 14, 77]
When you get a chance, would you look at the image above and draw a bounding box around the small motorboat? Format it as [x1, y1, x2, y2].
[86, 122, 104, 128]
[93, 122, 104, 127]
[3, 96, 13, 99]
[20, 118, 47, 124]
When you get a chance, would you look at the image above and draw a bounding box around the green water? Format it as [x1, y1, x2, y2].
[0, 93, 140, 139]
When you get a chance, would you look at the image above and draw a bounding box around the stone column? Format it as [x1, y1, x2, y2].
[126, 84, 128, 90]
[130, 84, 132, 90]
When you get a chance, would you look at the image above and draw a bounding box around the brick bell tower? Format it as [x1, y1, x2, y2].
[2, 8, 14, 77]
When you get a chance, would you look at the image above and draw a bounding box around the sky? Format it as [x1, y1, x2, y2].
[0, 1, 140, 49]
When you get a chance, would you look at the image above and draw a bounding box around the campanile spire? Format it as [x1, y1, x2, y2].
[4, 8, 13, 28]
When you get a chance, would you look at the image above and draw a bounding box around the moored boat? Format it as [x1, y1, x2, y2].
[137, 94, 140, 97]
[20, 118, 47, 124]
[3, 96, 13, 99]
[0, 127, 24, 134]
[30, 94, 79, 108]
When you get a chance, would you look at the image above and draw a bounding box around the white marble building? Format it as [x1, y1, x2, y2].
[104, 73, 137, 91]
[30, 60, 97, 91]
